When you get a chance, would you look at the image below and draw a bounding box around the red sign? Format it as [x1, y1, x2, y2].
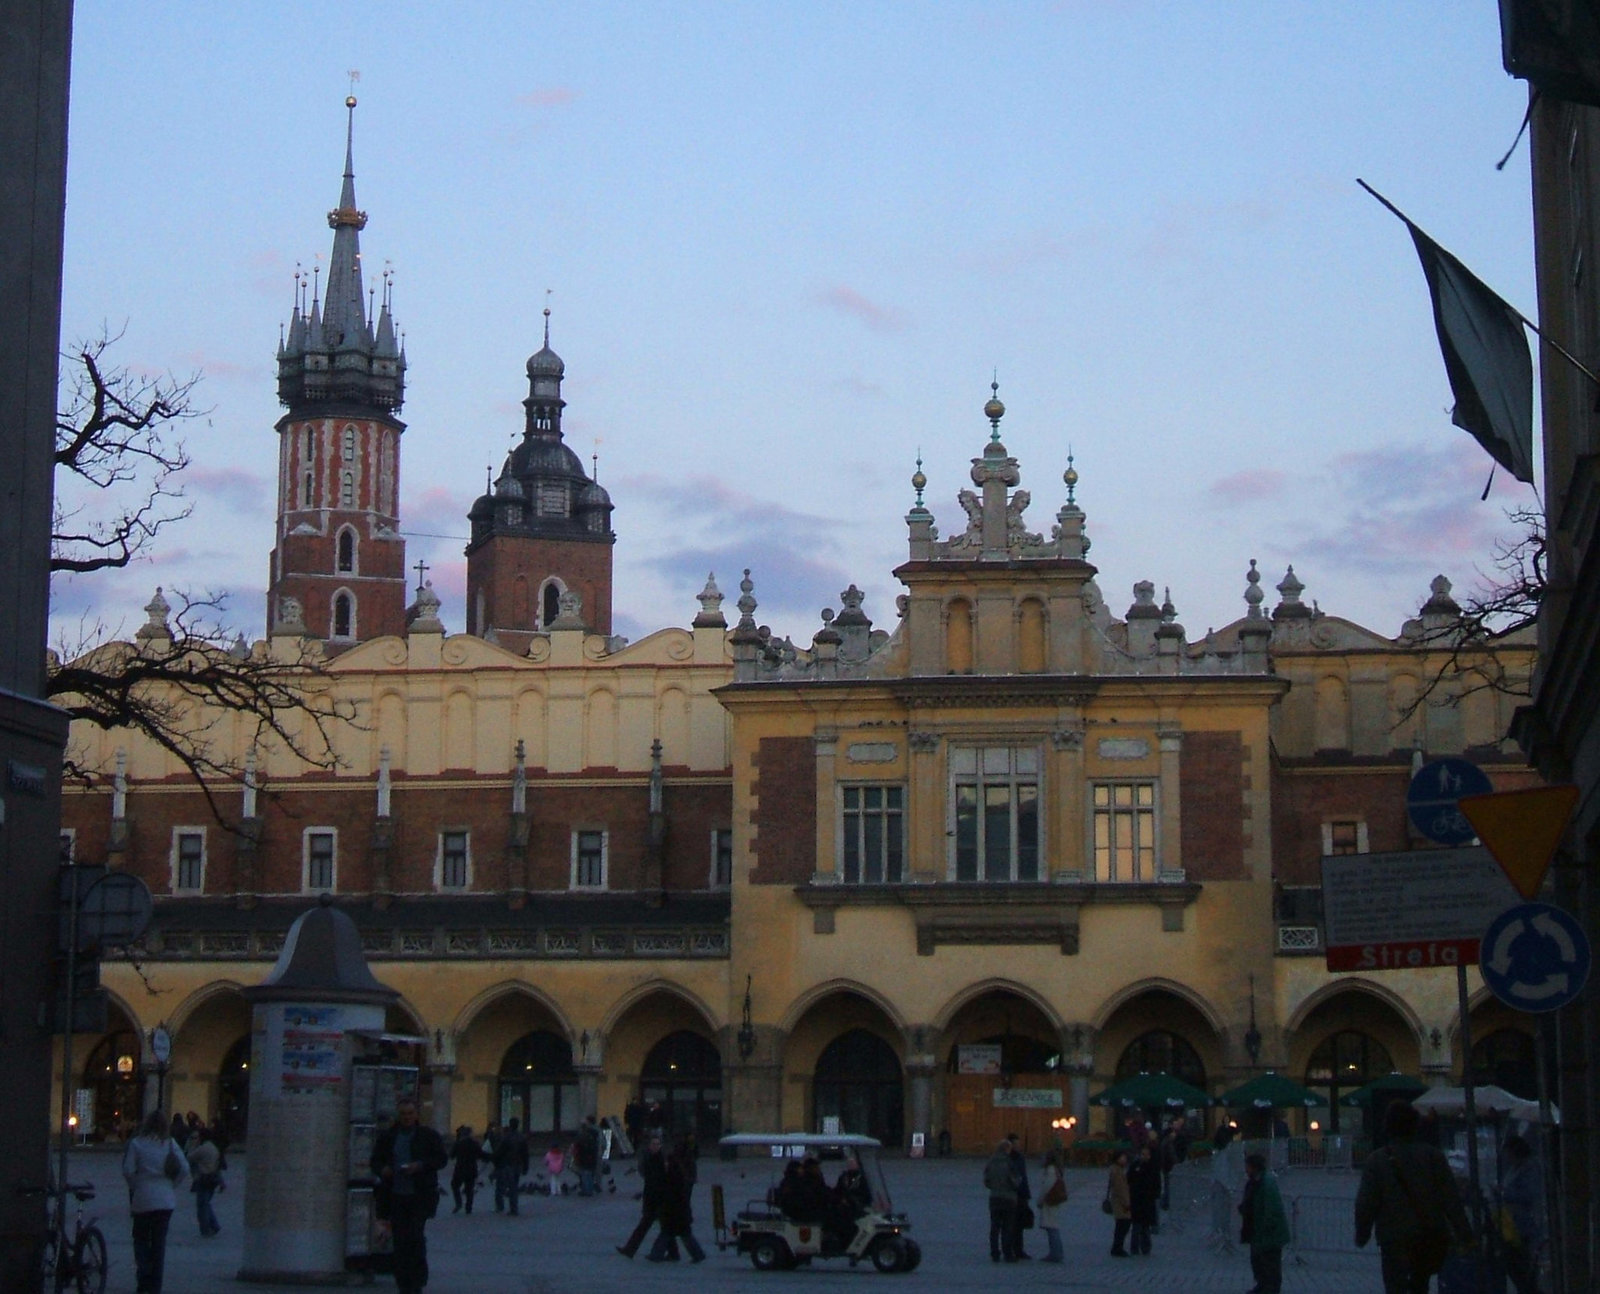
[1324, 937, 1480, 972]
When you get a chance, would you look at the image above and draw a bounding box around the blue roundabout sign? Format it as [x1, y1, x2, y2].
[1480, 902, 1592, 1014]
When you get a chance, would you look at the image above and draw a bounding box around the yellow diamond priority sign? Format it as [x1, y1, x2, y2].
[1457, 786, 1579, 900]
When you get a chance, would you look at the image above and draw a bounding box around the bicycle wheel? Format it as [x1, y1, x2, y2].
[39, 1229, 58, 1291]
[73, 1227, 107, 1294]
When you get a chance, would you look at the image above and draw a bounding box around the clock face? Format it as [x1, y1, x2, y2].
[151, 1026, 172, 1065]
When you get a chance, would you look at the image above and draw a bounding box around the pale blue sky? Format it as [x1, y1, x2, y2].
[55, 2, 1540, 649]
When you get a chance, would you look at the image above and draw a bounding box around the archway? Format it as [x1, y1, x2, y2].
[640, 1031, 723, 1145]
[814, 1029, 903, 1146]
[1116, 1029, 1207, 1088]
[1305, 1031, 1394, 1135]
[80, 1005, 143, 1142]
[1469, 1027, 1540, 1100]
[499, 1031, 580, 1137]
[216, 1035, 251, 1146]
[169, 982, 252, 1133]
[1094, 986, 1224, 1137]
[940, 986, 1063, 1152]
[1290, 986, 1419, 1136]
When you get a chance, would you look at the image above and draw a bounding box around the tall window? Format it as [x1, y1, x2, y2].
[542, 581, 562, 627]
[1093, 782, 1156, 881]
[302, 470, 313, 507]
[842, 785, 904, 883]
[1321, 819, 1368, 855]
[343, 427, 356, 461]
[304, 830, 336, 891]
[952, 746, 1039, 881]
[439, 830, 470, 889]
[337, 528, 355, 573]
[173, 829, 205, 892]
[341, 471, 354, 506]
[711, 829, 733, 888]
[572, 829, 607, 889]
[304, 427, 313, 460]
[333, 592, 353, 638]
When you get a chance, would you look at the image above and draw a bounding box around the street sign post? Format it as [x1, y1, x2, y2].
[1407, 758, 1493, 846]
[1480, 902, 1592, 1014]
[1321, 847, 1521, 972]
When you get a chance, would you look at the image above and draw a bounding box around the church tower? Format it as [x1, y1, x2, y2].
[268, 95, 408, 645]
[465, 311, 616, 643]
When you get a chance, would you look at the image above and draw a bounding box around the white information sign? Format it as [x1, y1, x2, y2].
[1321, 847, 1520, 972]
[992, 1087, 1063, 1109]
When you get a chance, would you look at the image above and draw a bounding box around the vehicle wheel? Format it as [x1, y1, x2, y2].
[870, 1237, 906, 1273]
[74, 1228, 107, 1294]
[901, 1238, 922, 1271]
[40, 1232, 58, 1291]
[750, 1237, 789, 1272]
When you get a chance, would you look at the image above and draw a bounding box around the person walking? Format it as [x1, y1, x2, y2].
[1159, 1114, 1189, 1211]
[370, 1097, 448, 1294]
[575, 1114, 602, 1196]
[1496, 1134, 1544, 1294]
[1107, 1149, 1133, 1258]
[185, 1125, 224, 1237]
[1036, 1142, 1068, 1263]
[490, 1118, 528, 1214]
[984, 1138, 1020, 1262]
[616, 1133, 667, 1259]
[449, 1125, 482, 1214]
[647, 1140, 706, 1263]
[1006, 1132, 1034, 1259]
[1355, 1101, 1470, 1294]
[123, 1109, 189, 1294]
[1127, 1142, 1162, 1255]
[1240, 1151, 1290, 1294]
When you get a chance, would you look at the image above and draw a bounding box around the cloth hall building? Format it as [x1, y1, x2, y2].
[55, 109, 1541, 1155]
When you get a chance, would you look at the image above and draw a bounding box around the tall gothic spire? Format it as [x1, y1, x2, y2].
[277, 95, 404, 412]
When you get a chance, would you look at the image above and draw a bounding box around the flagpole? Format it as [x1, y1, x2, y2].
[1357, 179, 1600, 389]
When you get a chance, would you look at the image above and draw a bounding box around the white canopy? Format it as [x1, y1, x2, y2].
[1412, 1084, 1557, 1124]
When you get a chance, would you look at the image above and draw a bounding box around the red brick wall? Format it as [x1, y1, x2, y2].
[1180, 731, 1247, 880]
[60, 772, 731, 897]
[466, 533, 614, 636]
[749, 736, 816, 884]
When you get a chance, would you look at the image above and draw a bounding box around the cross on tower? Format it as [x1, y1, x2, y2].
[413, 559, 429, 593]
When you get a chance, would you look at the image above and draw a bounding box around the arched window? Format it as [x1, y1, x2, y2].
[336, 528, 356, 573]
[1115, 1030, 1207, 1090]
[341, 471, 355, 507]
[1306, 1030, 1393, 1132]
[498, 1031, 579, 1134]
[814, 1028, 903, 1145]
[304, 427, 313, 460]
[543, 581, 562, 627]
[302, 471, 313, 507]
[343, 426, 356, 462]
[640, 1031, 723, 1144]
[333, 592, 354, 639]
[81, 1030, 143, 1142]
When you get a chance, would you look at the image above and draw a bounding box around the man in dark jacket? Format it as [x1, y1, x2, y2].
[1355, 1101, 1471, 1294]
[616, 1134, 668, 1259]
[575, 1114, 602, 1196]
[370, 1098, 448, 1294]
[984, 1139, 1019, 1262]
[647, 1142, 706, 1263]
[489, 1118, 528, 1214]
[1007, 1132, 1034, 1260]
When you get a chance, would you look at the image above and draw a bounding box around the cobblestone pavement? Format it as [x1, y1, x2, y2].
[65, 1151, 1383, 1293]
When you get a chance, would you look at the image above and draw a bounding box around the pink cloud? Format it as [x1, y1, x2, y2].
[519, 87, 577, 108]
[1208, 468, 1287, 506]
[819, 286, 908, 334]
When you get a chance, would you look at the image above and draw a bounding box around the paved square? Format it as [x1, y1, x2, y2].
[70, 1151, 1382, 1293]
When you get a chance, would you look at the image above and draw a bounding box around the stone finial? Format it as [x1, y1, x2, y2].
[273, 594, 307, 636]
[735, 569, 758, 631]
[512, 739, 527, 815]
[1244, 560, 1265, 619]
[136, 587, 172, 641]
[1160, 588, 1177, 624]
[693, 572, 726, 628]
[230, 633, 250, 660]
[549, 588, 586, 631]
[408, 580, 444, 635]
[1273, 565, 1312, 620]
[1126, 580, 1161, 619]
[1420, 574, 1460, 617]
[834, 585, 869, 626]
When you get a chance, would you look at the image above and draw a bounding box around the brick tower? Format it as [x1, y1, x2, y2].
[267, 95, 408, 645]
[465, 311, 616, 643]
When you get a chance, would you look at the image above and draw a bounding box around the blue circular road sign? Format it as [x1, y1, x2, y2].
[1407, 758, 1493, 846]
[1481, 902, 1592, 1014]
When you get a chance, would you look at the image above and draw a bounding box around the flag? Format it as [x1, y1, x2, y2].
[1404, 222, 1535, 484]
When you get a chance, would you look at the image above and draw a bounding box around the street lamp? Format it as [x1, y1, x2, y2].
[737, 975, 756, 1060]
[1244, 974, 1262, 1067]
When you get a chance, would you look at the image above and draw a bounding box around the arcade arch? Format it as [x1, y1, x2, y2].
[784, 989, 905, 1145]
[939, 985, 1064, 1153]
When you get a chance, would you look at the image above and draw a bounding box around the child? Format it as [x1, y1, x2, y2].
[544, 1141, 567, 1195]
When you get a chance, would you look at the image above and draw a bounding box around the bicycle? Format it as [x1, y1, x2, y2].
[18, 1181, 108, 1293]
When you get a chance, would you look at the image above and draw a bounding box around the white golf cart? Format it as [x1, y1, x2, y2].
[714, 1133, 921, 1273]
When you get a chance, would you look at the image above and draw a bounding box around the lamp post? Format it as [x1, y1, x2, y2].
[736, 975, 756, 1060]
[1244, 974, 1263, 1068]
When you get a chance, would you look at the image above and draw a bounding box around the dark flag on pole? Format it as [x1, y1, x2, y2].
[1360, 181, 1534, 486]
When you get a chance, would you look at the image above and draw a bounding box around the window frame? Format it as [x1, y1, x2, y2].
[948, 745, 1042, 882]
[336, 526, 357, 574]
[1092, 780, 1159, 882]
[839, 783, 906, 884]
[438, 829, 472, 890]
[172, 827, 207, 894]
[710, 828, 733, 889]
[59, 828, 76, 863]
[570, 827, 608, 890]
[303, 827, 337, 893]
[1320, 819, 1369, 856]
[331, 589, 355, 639]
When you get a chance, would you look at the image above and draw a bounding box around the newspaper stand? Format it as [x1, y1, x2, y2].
[345, 1032, 426, 1276]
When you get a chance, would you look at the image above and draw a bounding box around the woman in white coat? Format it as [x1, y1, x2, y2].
[1037, 1142, 1068, 1263]
[122, 1109, 189, 1294]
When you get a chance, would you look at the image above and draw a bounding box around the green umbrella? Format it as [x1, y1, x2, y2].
[1218, 1071, 1322, 1110]
[1089, 1072, 1212, 1110]
[1337, 1073, 1428, 1108]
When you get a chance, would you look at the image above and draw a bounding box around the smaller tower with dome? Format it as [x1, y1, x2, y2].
[465, 310, 616, 644]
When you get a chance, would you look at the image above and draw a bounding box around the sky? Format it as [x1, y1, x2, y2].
[54, 2, 1543, 651]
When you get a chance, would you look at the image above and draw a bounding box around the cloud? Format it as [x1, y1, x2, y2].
[401, 485, 475, 539]
[174, 352, 265, 383]
[1207, 468, 1287, 506]
[519, 87, 578, 108]
[819, 286, 908, 334]
[187, 465, 271, 514]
